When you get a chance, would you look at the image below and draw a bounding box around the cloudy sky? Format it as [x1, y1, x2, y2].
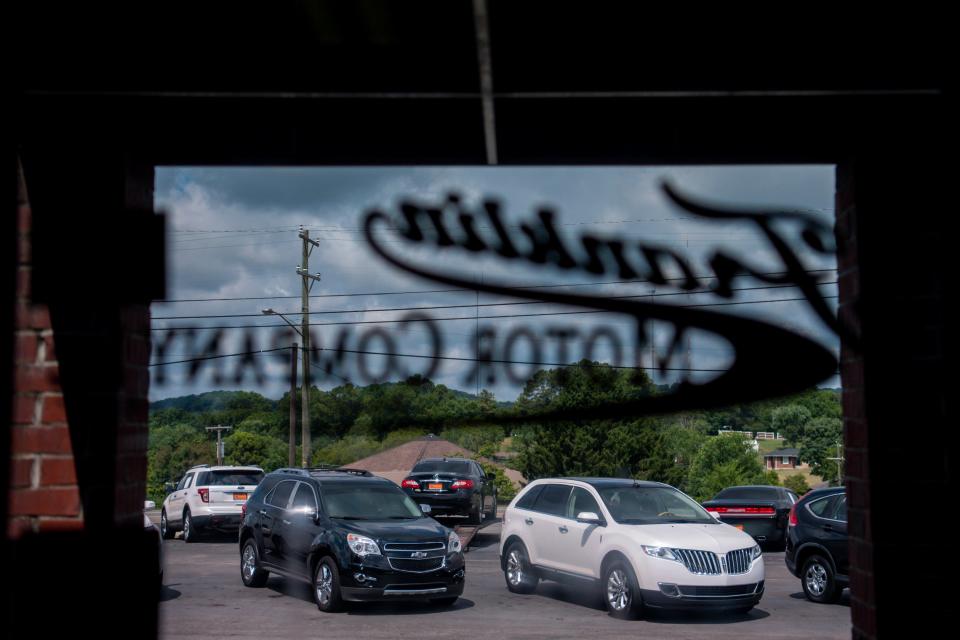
[151, 166, 838, 402]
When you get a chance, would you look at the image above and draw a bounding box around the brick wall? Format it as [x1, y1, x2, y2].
[8, 166, 83, 537]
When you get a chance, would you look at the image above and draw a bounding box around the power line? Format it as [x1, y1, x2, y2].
[152, 281, 837, 320]
[155, 268, 837, 303]
[150, 294, 839, 331]
[147, 346, 289, 366]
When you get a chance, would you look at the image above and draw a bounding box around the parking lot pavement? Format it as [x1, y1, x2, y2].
[158, 522, 850, 640]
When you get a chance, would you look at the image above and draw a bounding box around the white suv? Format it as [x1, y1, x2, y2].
[160, 465, 264, 542]
[499, 478, 764, 619]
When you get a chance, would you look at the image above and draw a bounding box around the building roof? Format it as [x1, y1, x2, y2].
[763, 448, 800, 458]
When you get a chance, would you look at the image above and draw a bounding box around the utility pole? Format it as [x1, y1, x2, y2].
[827, 441, 845, 486]
[289, 342, 298, 466]
[297, 227, 321, 467]
[206, 425, 232, 466]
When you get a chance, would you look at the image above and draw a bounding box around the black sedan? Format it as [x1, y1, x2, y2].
[785, 486, 848, 603]
[702, 485, 799, 549]
[401, 457, 496, 524]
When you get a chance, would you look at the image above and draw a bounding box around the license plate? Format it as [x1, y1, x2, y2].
[428, 483, 443, 490]
[234, 493, 248, 501]
[735, 524, 744, 531]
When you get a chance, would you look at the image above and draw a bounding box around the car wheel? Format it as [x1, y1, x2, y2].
[802, 555, 841, 603]
[313, 557, 344, 612]
[240, 539, 269, 587]
[488, 493, 498, 520]
[603, 560, 643, 620]
[160, 509, 175, 540]
[429, 596, 458, 607]
[182, 508, 196, 543]
[469, 499, 483, 524]
[503, 541, 538, 594]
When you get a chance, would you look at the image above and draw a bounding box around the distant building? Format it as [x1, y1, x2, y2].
[764, 448, 801, 470]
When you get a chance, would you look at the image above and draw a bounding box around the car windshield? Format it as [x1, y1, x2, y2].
[323, 484, 423, 520]
[411, 460, 473, 475]
[598, 486, 717, 525]
[199, 470, 263, 486]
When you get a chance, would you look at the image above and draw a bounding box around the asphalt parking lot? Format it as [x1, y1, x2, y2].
[154, 515, 850, 640]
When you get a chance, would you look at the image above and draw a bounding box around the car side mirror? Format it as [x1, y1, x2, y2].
[420, 503, 432, 514]
[576, 511, 605, 526]
[144, 500, 156, 510]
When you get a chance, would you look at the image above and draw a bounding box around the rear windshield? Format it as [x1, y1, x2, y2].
[411, 460, 473, 475]
[322, 484, 422, 520]
[713, 487, 780, 501]
[197, 470, 264, 486]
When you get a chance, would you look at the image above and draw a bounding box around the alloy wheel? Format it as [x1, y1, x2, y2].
[607, 568, 632, 611]
[506, 550, 524, 586]
[805, 562, 827, 596]
[316, 564, 333, 606]
[242, 545, 257, 582]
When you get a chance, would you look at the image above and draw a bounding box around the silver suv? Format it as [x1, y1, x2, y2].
[161, 465, 264, 542]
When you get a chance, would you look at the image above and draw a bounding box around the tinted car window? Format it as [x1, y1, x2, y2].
[291, 483, 317, 512]
[566, 487, 601, 518]
[322, 484, 421, 519]
[832, 496, 847, 522]
[267, 480, 296, 508]
[533, 484, 572, 516]
[713, 487, 780, 500]
[515, 485, 543, 510]
[175, 475, 188, 491]
[183, 473, 195, 489]
[197, 470, 263, 486]
[411, 460, 474, 475]
[807, 495, 838, 518]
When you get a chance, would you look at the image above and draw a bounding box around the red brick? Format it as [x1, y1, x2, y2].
[16, 265, 31, 297]
[15, 365, 59, 392]
[40, 457, 78, 486]
[18, 234, 30, 263]
[7, 517, 34, 539]
[18, 203, 31, 232]
[10, 458, 35, 488]
[15, 333, 38, 364]
[12, 426, 73, 454]
[37, 518, 84, 533]
[13, 395, 37, 425]
[40, 394, 67, 423]
[15, 303, 51, 330]
[43, 334, 57, 363]
[9, 487, 81, 516]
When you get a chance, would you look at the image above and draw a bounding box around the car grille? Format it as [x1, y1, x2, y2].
[677, 582, 763, 597]
[383, 542, 445, 552]
[387, 557, 445, 572]
[672, 548, 722, 575]
[724, 547, 755, 575]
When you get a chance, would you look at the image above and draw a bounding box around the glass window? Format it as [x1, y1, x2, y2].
[175, 475, 188, 491]
[515, 485, 543, 510]
[598, 486, 716, 525]
[411, 460, 474, 475]
[291, 483, 318, 512]
[566, 487, 601, 519]
[267, 480, 296, 508]
[807, 495, 838, 518]
[714, 486, 780, 501]
[200, 470, 264, 486]
[183, 473, 195, 489]
[782, 456, 791, 465]
[832, 496, 847, 522]
[532, 484, 572, 517]
[321, 483, 422, 520]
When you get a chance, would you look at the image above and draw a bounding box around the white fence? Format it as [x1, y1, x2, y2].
[717, 429, 784, 440]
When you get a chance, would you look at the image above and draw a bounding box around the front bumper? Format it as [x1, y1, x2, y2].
[339, 554, 466, 602]
[641, 581, 764, 610]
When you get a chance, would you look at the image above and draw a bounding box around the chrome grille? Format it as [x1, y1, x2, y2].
[724, 547, 755, 575]
[387, 556, 445, 573]
[671, 548, 722, 575]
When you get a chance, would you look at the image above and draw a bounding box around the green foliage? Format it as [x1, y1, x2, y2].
[799, 416, 843, 485]
[439, 426, 505, 455]
[772, 404, 813, 445]
[146, 424, 212, 503]
[224, 431, 287, 472]
[477, 461, 517, 503]
[783, 473, 811, 495]
[686, 434, 770, 502]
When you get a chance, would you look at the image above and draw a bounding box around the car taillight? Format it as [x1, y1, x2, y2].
[198, 488, 209, 503]
[401, 479, 419, 489]
[451, 479, 474, 489]
[788, 505, 798, 527]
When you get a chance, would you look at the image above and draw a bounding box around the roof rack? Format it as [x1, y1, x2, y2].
[306, 467, 374, 477]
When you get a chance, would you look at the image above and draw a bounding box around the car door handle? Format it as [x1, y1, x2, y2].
[259, 510, 267, 515]
[524, 518, 534, 525]
[558, 525, 568, 534]
[282, 519, 291, 525]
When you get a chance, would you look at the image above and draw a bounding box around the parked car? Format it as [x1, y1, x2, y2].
[400, 457, 496, 523]
[161, 465, 264, 542]
[144, 500, 163, 596]
[702, 485, 798, 550]
[785, 486, 848, 603]
[238, 467, 466, 611]
[499, 478, 764, 619]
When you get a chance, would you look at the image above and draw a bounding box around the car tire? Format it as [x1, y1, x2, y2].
[488, 493, 497, 521]
[160, 509, 175, 540]
[313, 557, 344, 612]
[801, 554, 841, 603]
[503, 541, 538, 594]
[240, 539, 269, 587]
[602, 560, 644, 620]
[182, 508, 196, 543]
[469, 499, 483, 524]
[429, 596, 458, 607]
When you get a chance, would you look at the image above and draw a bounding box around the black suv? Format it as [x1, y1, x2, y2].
[785, 486, 848, 603]
[238, 468, 465, 611]
[401, 457, 496, 523]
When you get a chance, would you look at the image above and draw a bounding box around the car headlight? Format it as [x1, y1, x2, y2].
[448, 530, 462, 554]
[642, 545, 679, 562]
[347, 533, 381, 557]
[750, 544, 762, 561]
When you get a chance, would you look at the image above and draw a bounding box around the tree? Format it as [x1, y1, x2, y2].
[771, 404, 813, 445]
[783, 474, 811, 495]
[799, 416, 843, 485]
[223, 431, 287, 472]
[686, 434, 770, 501]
